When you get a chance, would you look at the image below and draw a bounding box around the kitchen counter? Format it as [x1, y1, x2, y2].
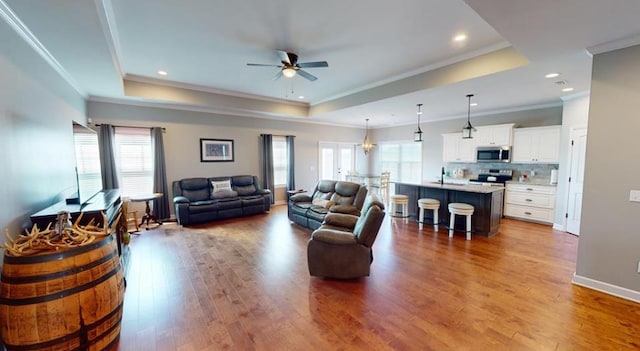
[398, 181, 505, 194]
[505, 180, 557, 187]
[394, 181, 504, 237]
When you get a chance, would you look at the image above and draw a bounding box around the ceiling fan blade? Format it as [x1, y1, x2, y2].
[247, 63, 281, 67]
[297, 61, 329, 68]
[297, 69, 318, 81]
[272, 70, 283, 81]
[278, 50, 291, 65]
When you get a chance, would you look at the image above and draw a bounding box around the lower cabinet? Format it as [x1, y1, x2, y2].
[504, 183, 556, 224]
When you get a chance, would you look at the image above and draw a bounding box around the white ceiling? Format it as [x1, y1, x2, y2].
[3, 0, 640, 128]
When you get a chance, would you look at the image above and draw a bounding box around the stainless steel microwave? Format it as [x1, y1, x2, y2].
[476, 146, 511, 163]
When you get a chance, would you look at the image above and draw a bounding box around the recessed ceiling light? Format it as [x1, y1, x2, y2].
[298, 96, 304, 99]
[453, 34, 467, 42]
[545, 72, 560, 78]
[562, 87, 574, 92]
[470, 103, 478, 107]
[157, 70, 168, 76]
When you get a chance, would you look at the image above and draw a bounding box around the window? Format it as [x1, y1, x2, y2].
[379, 142, 421, 183]
[114, 127, 153, 196]
[273, 136, 288, 186]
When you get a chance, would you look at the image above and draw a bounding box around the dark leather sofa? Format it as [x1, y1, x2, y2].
[172, 175, 271, 226]
[288, 180, 367, 230]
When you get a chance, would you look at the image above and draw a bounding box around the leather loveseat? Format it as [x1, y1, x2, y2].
[307, 193, 386, 279]
[288, 180, 367, 230]
[172, 175, 271, 226]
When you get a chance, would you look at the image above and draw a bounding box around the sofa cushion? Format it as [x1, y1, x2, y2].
[211, 179, 232, 193]
[216, 198, 242, 210]
[312, 198, 335, 209]
[232, 175, 255, 186]
[235, 184, 256, 196]
[211, 189, 238, 199]
[180, 178, 210, 202]
[189, 200, 218, 214]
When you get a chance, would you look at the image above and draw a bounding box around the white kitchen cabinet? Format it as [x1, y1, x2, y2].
[475, 123, 514, 146]
[504, 183, 556, 224]
[442, 133, 476, 162]
[512, 126, 561, 163]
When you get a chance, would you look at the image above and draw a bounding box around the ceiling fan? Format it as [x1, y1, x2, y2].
[247, 50, 328, 81]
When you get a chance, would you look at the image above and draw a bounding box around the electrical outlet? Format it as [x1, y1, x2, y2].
[637, 261, 640, 273]
[629, 190, 640, 202]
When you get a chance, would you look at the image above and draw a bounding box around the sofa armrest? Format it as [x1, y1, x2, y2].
[329, 204, 361, 216]
[255, 189, 271, 196]
[173, 196, 191, 204]
[290, 193, 312, 203]
[323, 213, 359, 230]
[311, 229, 357, 245]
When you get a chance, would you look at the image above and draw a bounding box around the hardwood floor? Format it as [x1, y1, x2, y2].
[116, 206, 640, 350]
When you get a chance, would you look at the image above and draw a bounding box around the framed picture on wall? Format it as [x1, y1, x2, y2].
[200, 138, 234, 162]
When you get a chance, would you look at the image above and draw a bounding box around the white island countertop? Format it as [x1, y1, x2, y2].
[393, 181, 505, 194]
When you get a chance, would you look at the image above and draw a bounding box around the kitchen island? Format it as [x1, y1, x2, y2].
[394, 181, 504, 237]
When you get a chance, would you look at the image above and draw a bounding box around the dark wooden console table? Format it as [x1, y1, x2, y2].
[30, 189, 130, 271]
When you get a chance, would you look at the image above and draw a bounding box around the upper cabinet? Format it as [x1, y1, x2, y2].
[512, 126, 561, 163]
[443, 133, 476, 163]
[475, 123, 514, 147]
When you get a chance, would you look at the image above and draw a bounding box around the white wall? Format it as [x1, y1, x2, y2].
[554, 94, 590, 229]
[0, 19, 86, 242]
[88, 101, 366, 214]
[575, 44, 640, 297]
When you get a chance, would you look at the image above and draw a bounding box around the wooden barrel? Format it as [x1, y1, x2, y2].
[0, 234, 125, 351]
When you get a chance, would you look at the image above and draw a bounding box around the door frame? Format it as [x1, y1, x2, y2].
[318, 142, 357, 181]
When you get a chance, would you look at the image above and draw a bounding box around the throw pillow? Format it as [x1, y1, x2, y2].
[312, 198, 335, 209]
[211, 180, 231, 193]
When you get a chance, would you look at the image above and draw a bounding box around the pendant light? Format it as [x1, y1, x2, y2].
[361, 118, 374, 155]
[414, 103, 423, 142]
[462, 94, 476, 139]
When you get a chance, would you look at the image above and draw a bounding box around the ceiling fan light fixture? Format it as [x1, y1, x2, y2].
[282, 67, 297, 78]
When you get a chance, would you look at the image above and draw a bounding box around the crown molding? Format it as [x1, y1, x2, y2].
[587, 33, 640, 55]
[560, 90, 590, 102]
[125, 74, 308, 108]
[87, 95, 360, 129]
[0, 0, 85, 97]
[94, 0, 124, 77]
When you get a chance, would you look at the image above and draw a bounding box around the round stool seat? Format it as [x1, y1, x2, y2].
[448, 202, 474, 215]
[448, 203, 475, 240]
[390, 194, 409, 202]
[389, 195, 409, 218]
[418, 198, 440, 209]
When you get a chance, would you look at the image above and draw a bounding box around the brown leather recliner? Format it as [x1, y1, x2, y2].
[307, 194, 386, 279]
[288, 180, 367, 230]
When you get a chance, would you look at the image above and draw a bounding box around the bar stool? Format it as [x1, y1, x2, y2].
[389, 194, 409, 218]
[417, 198, 440, 231]
[448, 203, 475, 240]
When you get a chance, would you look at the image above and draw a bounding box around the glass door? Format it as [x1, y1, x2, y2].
[319, 142, 356, 181]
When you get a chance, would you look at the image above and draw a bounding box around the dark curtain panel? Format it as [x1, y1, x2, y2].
[98, 124, 119, 189]
[286, 135, 295, 191]
[260, 134, 275, 204]
[151, 127, 171, 220]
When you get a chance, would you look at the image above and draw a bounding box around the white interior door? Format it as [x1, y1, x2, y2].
[319, 142, 356, 181]
[566, 128, 587, 235]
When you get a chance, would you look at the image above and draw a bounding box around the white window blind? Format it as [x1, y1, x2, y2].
[379, 142, 422, 183]
[273, 136, 287, 186]
[114, 127, 153, 197]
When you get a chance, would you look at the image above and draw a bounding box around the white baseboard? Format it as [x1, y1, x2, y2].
[572, 273, 640, 303]
[553, 223, 565, 231]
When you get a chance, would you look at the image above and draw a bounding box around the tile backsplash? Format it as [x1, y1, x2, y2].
[445, 163, 558, 183]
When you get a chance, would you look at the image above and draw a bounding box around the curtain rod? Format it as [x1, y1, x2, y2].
[94, 124, 166, 131]
[260, 134, 295, 137]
